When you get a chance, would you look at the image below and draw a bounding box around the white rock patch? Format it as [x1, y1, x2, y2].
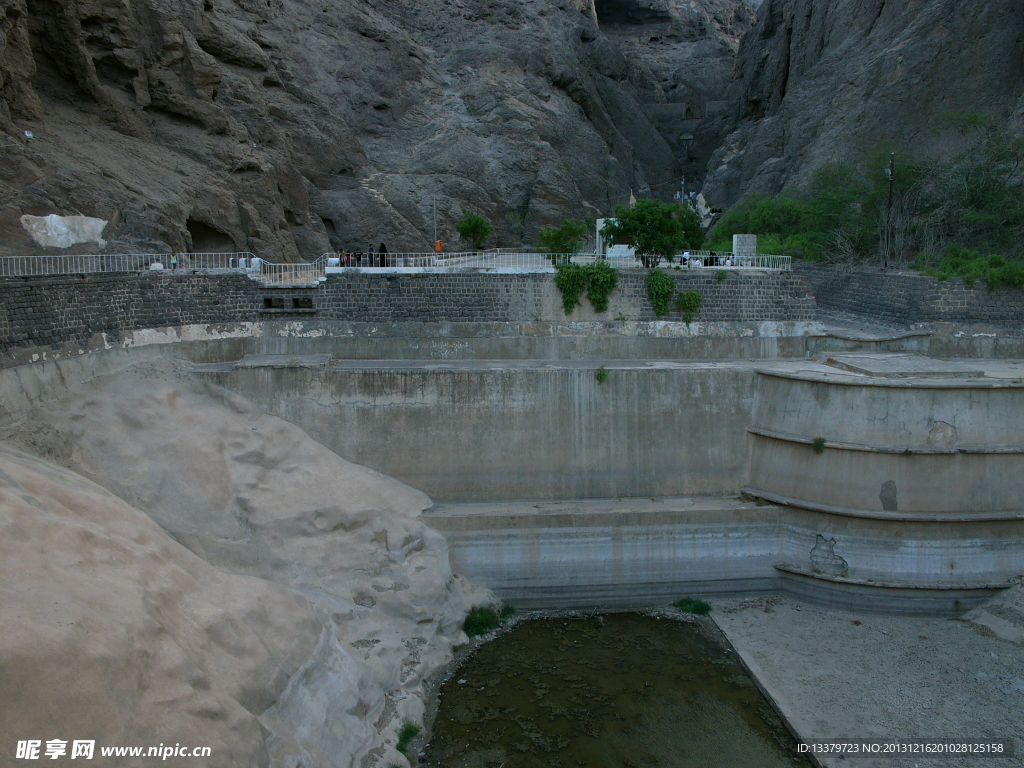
[20, 214, 108, 248]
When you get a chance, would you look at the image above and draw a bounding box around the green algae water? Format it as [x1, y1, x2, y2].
[423, 613, 811, 768]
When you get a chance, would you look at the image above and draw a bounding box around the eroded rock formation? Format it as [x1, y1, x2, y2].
[2, 358, 491, 766]
[700, 0, 1024, 207]
[0, 0, 749, 258]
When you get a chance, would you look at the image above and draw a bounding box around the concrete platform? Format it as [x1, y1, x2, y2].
[826, 353, 986, 378]
[712, 594, 1024, 768]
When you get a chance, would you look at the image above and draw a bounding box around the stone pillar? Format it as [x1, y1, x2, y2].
[733, 234, 757, 266]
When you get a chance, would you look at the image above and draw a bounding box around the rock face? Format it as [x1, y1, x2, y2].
[594, 0, 755, 186]
[3, 358, 491, 767]
[0, 0, 744, 258]
[701, 0, 1024, 208]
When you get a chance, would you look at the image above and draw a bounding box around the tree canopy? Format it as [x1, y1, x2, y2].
[455, 213, 494, 251]
[537, 219, 589, 264]
[600, 199, 703, 267]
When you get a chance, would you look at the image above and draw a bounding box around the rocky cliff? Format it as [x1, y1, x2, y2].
[0, 0, 750, 258]
[2, 358, 491, 766]
[700, 0, 1024, 208]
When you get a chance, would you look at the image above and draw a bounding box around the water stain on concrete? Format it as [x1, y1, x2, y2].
[879, 480, 898, 511]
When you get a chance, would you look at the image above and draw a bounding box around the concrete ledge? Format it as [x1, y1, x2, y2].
[774, 569, 1003, 615]
[747, 426, 1024, 455]
[756, 366, 1024, 389]
[773, 562, 1013, 590]
[743, 487, 1024, 522]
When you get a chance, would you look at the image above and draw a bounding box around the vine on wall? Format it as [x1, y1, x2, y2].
[554, 261, 619, 315]
[676, 290, 702, 324]
[646, 270, 675, 317]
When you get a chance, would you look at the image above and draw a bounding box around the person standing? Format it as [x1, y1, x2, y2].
[378, 242, 388, 267]
[367, 245, 376, 267]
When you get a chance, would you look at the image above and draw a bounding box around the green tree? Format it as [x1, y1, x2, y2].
[538, 219, 589, 264]
[601, 199, 703, 268]
[455, 213, 494, 251]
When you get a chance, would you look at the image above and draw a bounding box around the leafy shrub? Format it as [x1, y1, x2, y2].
[585, 260, 619, 312]
[673, 598, 711, 615]
[455, 213, 494, 250]
[595, 365, 608, 384]
[538, 219, 589, 262]
[553, 261, 618, 314]
[675, 290, 702, 324]
[601, 200, 703, 267]
[554, 263, 587, 314]
[646, 269, 675, 317]
[462, 604, 514, 637]
[915, 246, 1024, 290]
[811, 437, 827, 454]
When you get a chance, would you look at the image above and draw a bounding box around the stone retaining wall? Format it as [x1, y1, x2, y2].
[795, 263, 1024, 328]
[0, 270, 815, 365]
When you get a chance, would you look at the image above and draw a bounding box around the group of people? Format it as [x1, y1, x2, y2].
[340, 243, 389, 267]
[679, 251, 738, 268]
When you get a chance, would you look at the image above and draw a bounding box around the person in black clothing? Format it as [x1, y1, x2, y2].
[378, 242, 388, 267]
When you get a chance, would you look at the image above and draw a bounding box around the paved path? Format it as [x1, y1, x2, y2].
[713, 594, 1024, 767]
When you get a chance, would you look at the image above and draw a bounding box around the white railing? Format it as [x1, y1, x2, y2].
[253, 256, 328, 285]
[322, 250, 792, 271]
[0, 249, 791, 278]
[0, 253, 159, 276]
[0, 251, 255, 276]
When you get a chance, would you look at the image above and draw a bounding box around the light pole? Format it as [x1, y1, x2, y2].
[884, 152, 895, 268]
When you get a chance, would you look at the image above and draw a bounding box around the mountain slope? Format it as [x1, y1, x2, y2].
[700, 0, 1024, 207]
[0, 0, 743, 257]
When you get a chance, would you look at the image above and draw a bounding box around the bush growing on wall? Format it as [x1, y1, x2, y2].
[646, 270, 675, 317]
[554, 260, 619, 314]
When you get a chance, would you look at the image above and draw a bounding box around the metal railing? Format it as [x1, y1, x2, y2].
[0, 249, 791, 278]
[254, 256, 328, 285]
[323, 250, 792, 271]
[0, 253, 158, 276]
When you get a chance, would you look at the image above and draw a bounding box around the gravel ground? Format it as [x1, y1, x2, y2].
[712, 595, 1024, 768]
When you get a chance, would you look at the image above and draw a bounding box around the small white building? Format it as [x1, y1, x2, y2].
[595, 218, 636, 259]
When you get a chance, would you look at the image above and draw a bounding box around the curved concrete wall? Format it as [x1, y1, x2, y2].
[752, 370, 1024, 447]
[746, 370, 1024, 517]
[748, 436, 1024, 517]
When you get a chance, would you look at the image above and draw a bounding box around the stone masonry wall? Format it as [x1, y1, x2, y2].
[0, 269, 816, 363]
[795, 264, 1024, 328]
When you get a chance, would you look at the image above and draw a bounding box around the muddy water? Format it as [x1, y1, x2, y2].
[423, 613, 811, 768]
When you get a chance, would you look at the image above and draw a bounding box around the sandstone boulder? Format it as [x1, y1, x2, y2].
[4, 358, 492, 766]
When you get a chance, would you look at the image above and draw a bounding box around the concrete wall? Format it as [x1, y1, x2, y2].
[2, 339, 1021, 614]
[196, 361, 759, 501]
[0, 270, 816, 368]
[746, 370, 1024, 518]
[425, 499, 1020, 614]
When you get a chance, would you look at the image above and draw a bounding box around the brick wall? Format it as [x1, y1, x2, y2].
[0, 269, 816, 359]
[796, 264, 1024, 328]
